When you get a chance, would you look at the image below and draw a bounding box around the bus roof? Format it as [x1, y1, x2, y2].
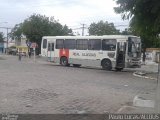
[42, 35, 139, 40]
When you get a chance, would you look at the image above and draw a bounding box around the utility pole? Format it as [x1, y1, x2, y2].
[7, 28, 9, 51]
[81, 24, 85, 36]
[72, 24, 88, 36]
[80, 23, 87, 36]
[156, 55, 160, 113]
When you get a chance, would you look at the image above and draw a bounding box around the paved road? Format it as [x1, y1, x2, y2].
[0, 55, 157, 113]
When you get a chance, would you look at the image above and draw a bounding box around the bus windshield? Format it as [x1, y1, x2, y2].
[128, 37, 141, 58]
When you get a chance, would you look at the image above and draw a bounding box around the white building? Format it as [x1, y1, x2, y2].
[146, 48, 160, 63]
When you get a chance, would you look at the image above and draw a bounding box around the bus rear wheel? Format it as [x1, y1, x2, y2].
[60, 57, 69, 66]
[101, 59, 112, 70]
[73, 64, 81, 67]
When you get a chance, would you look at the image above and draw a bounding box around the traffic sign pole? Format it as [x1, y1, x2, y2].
[31, 43, 37, 62]
[33, 48, 36, 62]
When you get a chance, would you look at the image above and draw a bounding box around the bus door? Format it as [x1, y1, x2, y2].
[116, 42, 126, 68]
[47, 42, 54, 62]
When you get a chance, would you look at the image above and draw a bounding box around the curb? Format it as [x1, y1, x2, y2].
[133, 95, 155, 108]
[117, 105, 155, 113]
[117, 94, 156, 113]
[133, 72, 157, 80]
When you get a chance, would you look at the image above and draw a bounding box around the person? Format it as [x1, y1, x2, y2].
[18, 52, 22, 61]
[142, 51, 146, 65]
[28, 49, 31, 58]
[28, 47, 31, 58]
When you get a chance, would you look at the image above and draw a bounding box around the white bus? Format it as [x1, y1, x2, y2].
[41, 35, 141, 71]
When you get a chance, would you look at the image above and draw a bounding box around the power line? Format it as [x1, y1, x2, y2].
[0, 27, 12, 29]
[115, 25, 128, 27]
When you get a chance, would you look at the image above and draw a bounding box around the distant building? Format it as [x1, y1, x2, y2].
[146, 48, 160, 63]
[15, 37, 27, 46]
[15, 36, 28, 55]
[2, 36, 28, 54]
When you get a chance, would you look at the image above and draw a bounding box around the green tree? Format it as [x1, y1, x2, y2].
[88, 20, 120, 35]
[0, 32, 4, 42]
[121, 28, 133, 35]
[9, 23, 23, 45]
[11, 14, 73, 54]
[114, 0, 160, 47]
[114, 0, 160, 62]
[23, 14, 72, 54]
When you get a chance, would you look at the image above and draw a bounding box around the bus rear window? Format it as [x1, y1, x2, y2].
[43, 39, 47, 48]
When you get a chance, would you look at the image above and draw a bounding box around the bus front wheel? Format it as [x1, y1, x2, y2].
[115, 68, 123, 71]
[60, 57, 69, 66]
[101, 59, 112, 70]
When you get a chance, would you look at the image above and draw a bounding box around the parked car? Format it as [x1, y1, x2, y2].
[8, 46, 17, 55]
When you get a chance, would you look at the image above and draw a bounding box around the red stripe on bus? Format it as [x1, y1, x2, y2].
[59, 49, 69, 58]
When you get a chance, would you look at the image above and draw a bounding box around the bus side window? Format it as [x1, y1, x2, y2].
[88, 39, 101, 50]
[48, 43, 51, 51]
[52, 43, 54, 51]
[64, 39, 76, 49]
[76, 39, 88, 50]
[102, 39, 116, 51]
[48, 43, 54, 51]
[56, 39, 64, 49]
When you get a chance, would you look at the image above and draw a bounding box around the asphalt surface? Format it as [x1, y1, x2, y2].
[0, 55, 157, 113]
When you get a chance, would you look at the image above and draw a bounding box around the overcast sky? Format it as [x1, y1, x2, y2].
[0, 0, 129, 36]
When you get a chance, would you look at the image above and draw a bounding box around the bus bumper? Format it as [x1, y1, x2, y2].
[126, 60, 141, 68]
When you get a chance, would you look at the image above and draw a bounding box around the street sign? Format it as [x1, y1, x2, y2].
[27, 42, 31, 47]
[31, 43, 37, 48]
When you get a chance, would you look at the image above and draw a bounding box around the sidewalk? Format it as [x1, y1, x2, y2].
[136, 61, 158, 73]
[131, 61, 158, 81]
[119, 61, 160, 114]
[117, 93, 157, 113]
